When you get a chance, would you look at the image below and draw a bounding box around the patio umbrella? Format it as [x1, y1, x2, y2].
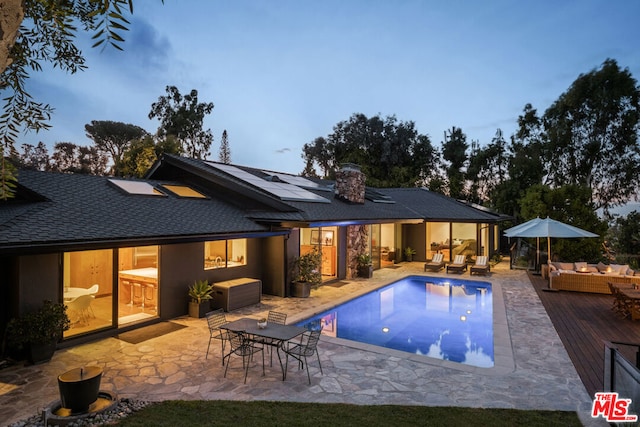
[503, 216, 599, 267]
[504, 217, 542, 269]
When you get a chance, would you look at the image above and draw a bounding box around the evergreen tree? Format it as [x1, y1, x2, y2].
[218, 130, 231, 164]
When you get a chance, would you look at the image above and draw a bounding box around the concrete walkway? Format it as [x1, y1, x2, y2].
[0, 262, 604, 426]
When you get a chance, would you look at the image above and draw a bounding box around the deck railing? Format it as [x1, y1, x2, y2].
[603, 341, 640, 420]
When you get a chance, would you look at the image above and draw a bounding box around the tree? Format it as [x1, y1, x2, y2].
[302, 113, 437, 187]
[15, 142, 50, 171]
[0, 0, 163, 199]
[609, 211, 640, 268]
[519, 184, 607, 262]
[441, 126, 468, 199]
[148, 86, 215, 159]
[49, 142, 107, 175]
[120, 135, 182, 178]
[465, 129, 509, 205]
[218, 129, 231, 164]
[492, 104, 546, 220]
[543, 59, 640, 215]
[85, 120, 148, 176]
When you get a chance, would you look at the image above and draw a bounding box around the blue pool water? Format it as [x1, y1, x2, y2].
[298, 275, 494, 367]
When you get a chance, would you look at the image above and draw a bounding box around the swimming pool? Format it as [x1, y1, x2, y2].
[298, 275, 494, 367]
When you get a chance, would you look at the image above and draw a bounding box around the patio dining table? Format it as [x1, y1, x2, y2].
[220, 317, 306, 380]
[610, 283, 640, 320]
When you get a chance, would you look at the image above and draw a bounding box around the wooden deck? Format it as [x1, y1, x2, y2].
[528, 271, 640, 397]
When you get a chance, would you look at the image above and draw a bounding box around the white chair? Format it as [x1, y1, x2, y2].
[66, 294, 94, 326]
[86, 284, 99, 317]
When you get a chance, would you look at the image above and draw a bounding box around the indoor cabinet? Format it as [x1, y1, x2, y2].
[301, 245, 336, 276]
[69, 249, 112, 297]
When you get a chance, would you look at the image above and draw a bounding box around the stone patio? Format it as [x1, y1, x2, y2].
[0, 261, 605, 426]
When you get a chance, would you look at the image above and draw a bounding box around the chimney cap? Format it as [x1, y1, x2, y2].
[339, 163, 361, 172]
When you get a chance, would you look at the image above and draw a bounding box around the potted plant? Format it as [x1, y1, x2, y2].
[357, 253, 373, 278]
[188, 279, 213, 318]
[6, 300, 71, 364]
[291, 249, 322, 297]
[404, 246, 416, 262]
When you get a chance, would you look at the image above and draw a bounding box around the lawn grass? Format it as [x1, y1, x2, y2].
[113, 400, 583, 426]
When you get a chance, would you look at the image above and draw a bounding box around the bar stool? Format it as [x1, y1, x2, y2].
[122, 280, 133, 306]
[144, 283, 157, 312]
[132, 282, 143, 307]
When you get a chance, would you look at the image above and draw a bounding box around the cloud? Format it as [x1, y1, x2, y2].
[97, 17, 171, 74]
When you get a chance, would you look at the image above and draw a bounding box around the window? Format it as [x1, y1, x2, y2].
[109, 179, 165, 196]
[161, 184, 207, 198]
[204, 239, 247, 269]
[118, 246, 159, 325]
[63, 249, 113, 338]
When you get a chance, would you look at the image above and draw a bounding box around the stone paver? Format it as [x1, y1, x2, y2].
[0, 262, 606, 426]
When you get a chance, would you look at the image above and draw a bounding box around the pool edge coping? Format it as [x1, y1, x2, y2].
[289, 274, 516, 375]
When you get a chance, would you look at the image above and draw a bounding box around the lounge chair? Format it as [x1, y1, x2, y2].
[470, 256, 490, 276]
[446, 255, 467, 274]
[424, 253, 445, 272]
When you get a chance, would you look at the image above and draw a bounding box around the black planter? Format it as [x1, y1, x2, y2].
[357, 265, 373, 278]
[189, 301, 210, 318]
[291, 281, 310, 298]
[58, 366, 103, 413]
[28, 340, 57, 364]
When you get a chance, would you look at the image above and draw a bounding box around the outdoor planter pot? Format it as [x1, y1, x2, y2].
[188, 280, 213, 318]
[357, 253, 373, 278]
[291, 249, 321, 297]
[6, 300, 70, 364]
[291, 281, 311, 298]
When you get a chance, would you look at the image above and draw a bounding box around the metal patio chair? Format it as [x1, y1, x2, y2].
[283, 329, 323, 384]
[205, 309, 230, 364]
[223, 330, 265, 383]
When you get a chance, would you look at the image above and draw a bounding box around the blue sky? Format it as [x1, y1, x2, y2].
[23, 0, 640, 175]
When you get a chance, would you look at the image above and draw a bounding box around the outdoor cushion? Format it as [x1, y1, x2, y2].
[557, 262, 575, 271]
[597, 262, 609, 272]
[574, 262, 588, 271]
[611, 264, 630, 275]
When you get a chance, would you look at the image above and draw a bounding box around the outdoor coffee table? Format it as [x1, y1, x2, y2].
[221, 318, 306, 380]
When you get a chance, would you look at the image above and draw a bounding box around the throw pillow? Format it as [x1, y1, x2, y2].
[574, 262, 588, 271]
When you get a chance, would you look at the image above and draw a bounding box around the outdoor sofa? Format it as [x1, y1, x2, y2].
[549, 261, 640, 294]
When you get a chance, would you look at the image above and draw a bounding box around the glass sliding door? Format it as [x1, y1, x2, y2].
[380, 223, 396, 267]
[63, 249, 114, 338]
[452, 223, 478, 261]
[118, 245, 159, 325]
[371, 224, 381, 270]
[300, 226, 337, 282]
[427, 222, 451, 260]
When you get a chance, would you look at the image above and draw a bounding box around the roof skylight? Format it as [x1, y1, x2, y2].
[161, 184, 207, 198]
[109, 179, 165, 196]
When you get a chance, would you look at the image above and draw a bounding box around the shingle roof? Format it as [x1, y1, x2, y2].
[1, 158, 507, 253]
[150, 156, 506, 225]
[0, 169, 269, 253]
[378, 188, 505, 222]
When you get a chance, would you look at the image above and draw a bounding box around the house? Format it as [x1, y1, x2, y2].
[0, 155, 506, 347]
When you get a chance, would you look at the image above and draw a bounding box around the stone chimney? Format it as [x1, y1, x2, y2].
[335, 163, 365, 204]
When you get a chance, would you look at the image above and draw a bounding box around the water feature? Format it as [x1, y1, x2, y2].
[40, 366, 118, 426]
